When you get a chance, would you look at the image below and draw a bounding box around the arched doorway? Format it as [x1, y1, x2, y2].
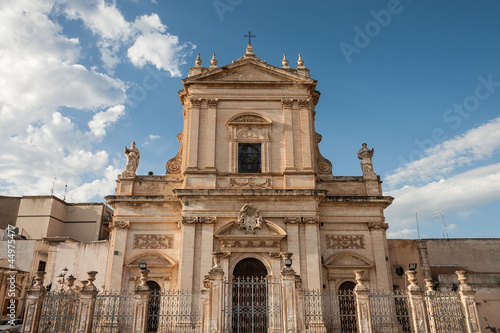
[231, 258, 268, 332]
[146, 281, 161, 333]
[338, 281, 357, 333]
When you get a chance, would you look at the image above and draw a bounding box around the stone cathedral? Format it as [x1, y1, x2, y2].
[105, 42, 394, 294]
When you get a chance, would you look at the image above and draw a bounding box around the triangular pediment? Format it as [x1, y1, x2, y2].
[185, 60, 314, 84]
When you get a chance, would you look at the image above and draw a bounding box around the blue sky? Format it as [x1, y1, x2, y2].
[1, 0, 499, 239]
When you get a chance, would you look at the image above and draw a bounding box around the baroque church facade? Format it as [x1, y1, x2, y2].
[105, 42, 394, 294]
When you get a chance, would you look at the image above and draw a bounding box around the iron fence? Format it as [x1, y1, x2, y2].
[303, 290, 356, 333]
[369, 291, 412, 333]
[222, 277, 283, 333]
[91, 291, 134, 333]
[38, 291, 80, 333]
[425, 292, 466, 333]
[147, 290, 202, 333]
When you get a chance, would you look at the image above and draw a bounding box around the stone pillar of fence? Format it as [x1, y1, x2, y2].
[133, 269, 150, 333]
[76, 271, 98, 333]
[456, 270, 481, 333]
[406, 270, 429, 333]
[424, 279, 438, 333]
[353, 270, 372, 333]
[280, 252, 299, 333]
[294, 275, 306, 332]
[21, 271, 46, 333]
[206, 252, 225, 333]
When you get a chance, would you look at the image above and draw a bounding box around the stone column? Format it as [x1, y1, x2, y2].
[456, 270, 481, 333]
[406, 270, 429, 333]
[186, 98, 201, 171]
[21, 271, 45, 333]
[282, 99, 296, 172]
[133, 270, 150, 333]
[76, 271, 98, 333]
[207, 252, 225, 333]
[353, 270, 372, 333]
[281, 252, 299, 333]
[179, 217, 197, 290]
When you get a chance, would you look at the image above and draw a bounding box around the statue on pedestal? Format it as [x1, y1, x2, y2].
[358, 143, 376, 179]
[122, 141, 140, 178]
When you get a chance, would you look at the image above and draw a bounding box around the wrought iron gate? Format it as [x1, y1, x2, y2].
[369, 291, 411, 333]
[38, 291, 80, 332]
[91, 291, 134, 333]
[222, 277, 283, 333]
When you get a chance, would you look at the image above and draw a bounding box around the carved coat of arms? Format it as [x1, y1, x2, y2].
[237, 203, 263, 233]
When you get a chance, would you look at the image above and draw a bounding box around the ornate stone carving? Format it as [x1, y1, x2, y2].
[269, 252, 282, 258]
[358, 143, 377, 179]
[368, 222, 389, 230]
[298, 99, 310, 108]
[237, 203, 263, 234]
[229, 178, 272, 189]
[284, 217, 302, 224]
[166, 132, 183, 174]
[231, 115, 266, 123]
[121, 142, 140, 178]
[190, 98, 202, 107]
[221, 240, 279, 248]
[326, 235, 365, 249]
[315, 133, 333, 175]
[133, 234, 174, 249]
[295, 275, 302, 289]
[112, 221, 130, 229]
[311, 90, 321, 106]
[182, 216, 199, 224]
[200, 216, 217, 224]
[281, 98, 293, 109]
[207, 98, 219, 108]
[303, 217, 319, 224]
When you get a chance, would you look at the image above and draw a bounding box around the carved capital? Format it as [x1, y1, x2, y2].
[200, 216, 217, 224]
[111, 221, 130, 229]
[181, 216, 199, 224]
[190, 98, 202, 107]
[368, 222, 389, 230]
[284, 217, 302, 224]
[303, 217, 319, 224]
[207, 98, 219, 108]
[298, 99, 310, 108]
[281, 98, 293, 109]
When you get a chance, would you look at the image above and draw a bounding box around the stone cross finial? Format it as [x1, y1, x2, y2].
[244, 29, 256, 44]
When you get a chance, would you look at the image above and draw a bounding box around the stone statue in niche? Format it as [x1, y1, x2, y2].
[122, 141, 140, 178]
[358, 143, 376, 179]
[237, 203, 263, 234]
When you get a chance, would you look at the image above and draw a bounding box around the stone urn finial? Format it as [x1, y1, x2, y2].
[66, 274, 76, 291]
[210, 53, 218, 68]
[31, 271, 46, 292]
[282, 54, 289, 68]
[425, 279, 436, 294]
[406, 270, 420, 291]
[194, 53, 202, 67]
[83, 271, 98, 292]
[353, 270, 368, 291]
[297, 54, 304, 68]
[136, 269, 150, 292]
[456, 270, 473, 292]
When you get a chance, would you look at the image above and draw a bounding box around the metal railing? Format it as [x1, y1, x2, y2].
[369, 291, 412, 333]
[38, 291, 80, 332]
[91, 291, 134, 333]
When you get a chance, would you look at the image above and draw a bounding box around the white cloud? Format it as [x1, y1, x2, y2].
[385, 162, 500, 234]
[149, 134, 160, 140]
[385, 117, 500, 189]
[387, 228, 418, 239]
[88, 105, 125, 140]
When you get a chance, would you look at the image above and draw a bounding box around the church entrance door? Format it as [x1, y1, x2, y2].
[223, 258, 282, 332]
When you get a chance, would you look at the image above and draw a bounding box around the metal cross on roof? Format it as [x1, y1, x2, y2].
[244, 29, 256, 44]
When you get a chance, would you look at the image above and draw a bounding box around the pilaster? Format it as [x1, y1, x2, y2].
[179, 217, 197, 290]
[21, 272, 45, 333]
[186, 98, 201, 172]
[299, 99, 313, 171]
[282, 99, 296, 172]
[368, 222, 392, 290]
[200, 218, 216, 289]
[205, 99, 218, 171]
[406, 270, 429, 333]
[304, 219, 321, 290]
[456, 270, 481, 333]
[105, 221, 129, 291]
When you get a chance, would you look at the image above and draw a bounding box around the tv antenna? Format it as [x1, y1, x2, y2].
[50, 177, 57, 196]
[415, 203, 421, 239]
[433, 210, 449, 239]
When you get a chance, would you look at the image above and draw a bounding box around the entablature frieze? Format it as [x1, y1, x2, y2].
[284, 217, 319, 224]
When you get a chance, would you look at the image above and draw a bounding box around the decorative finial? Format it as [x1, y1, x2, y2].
[297, 54, 304, 68]
[194, 53, 202, 67]
[244, 29, 256, 45]
[210, 53, 218, 68]
[282, 54, 289, 68]
[243, 30, 256, 58]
